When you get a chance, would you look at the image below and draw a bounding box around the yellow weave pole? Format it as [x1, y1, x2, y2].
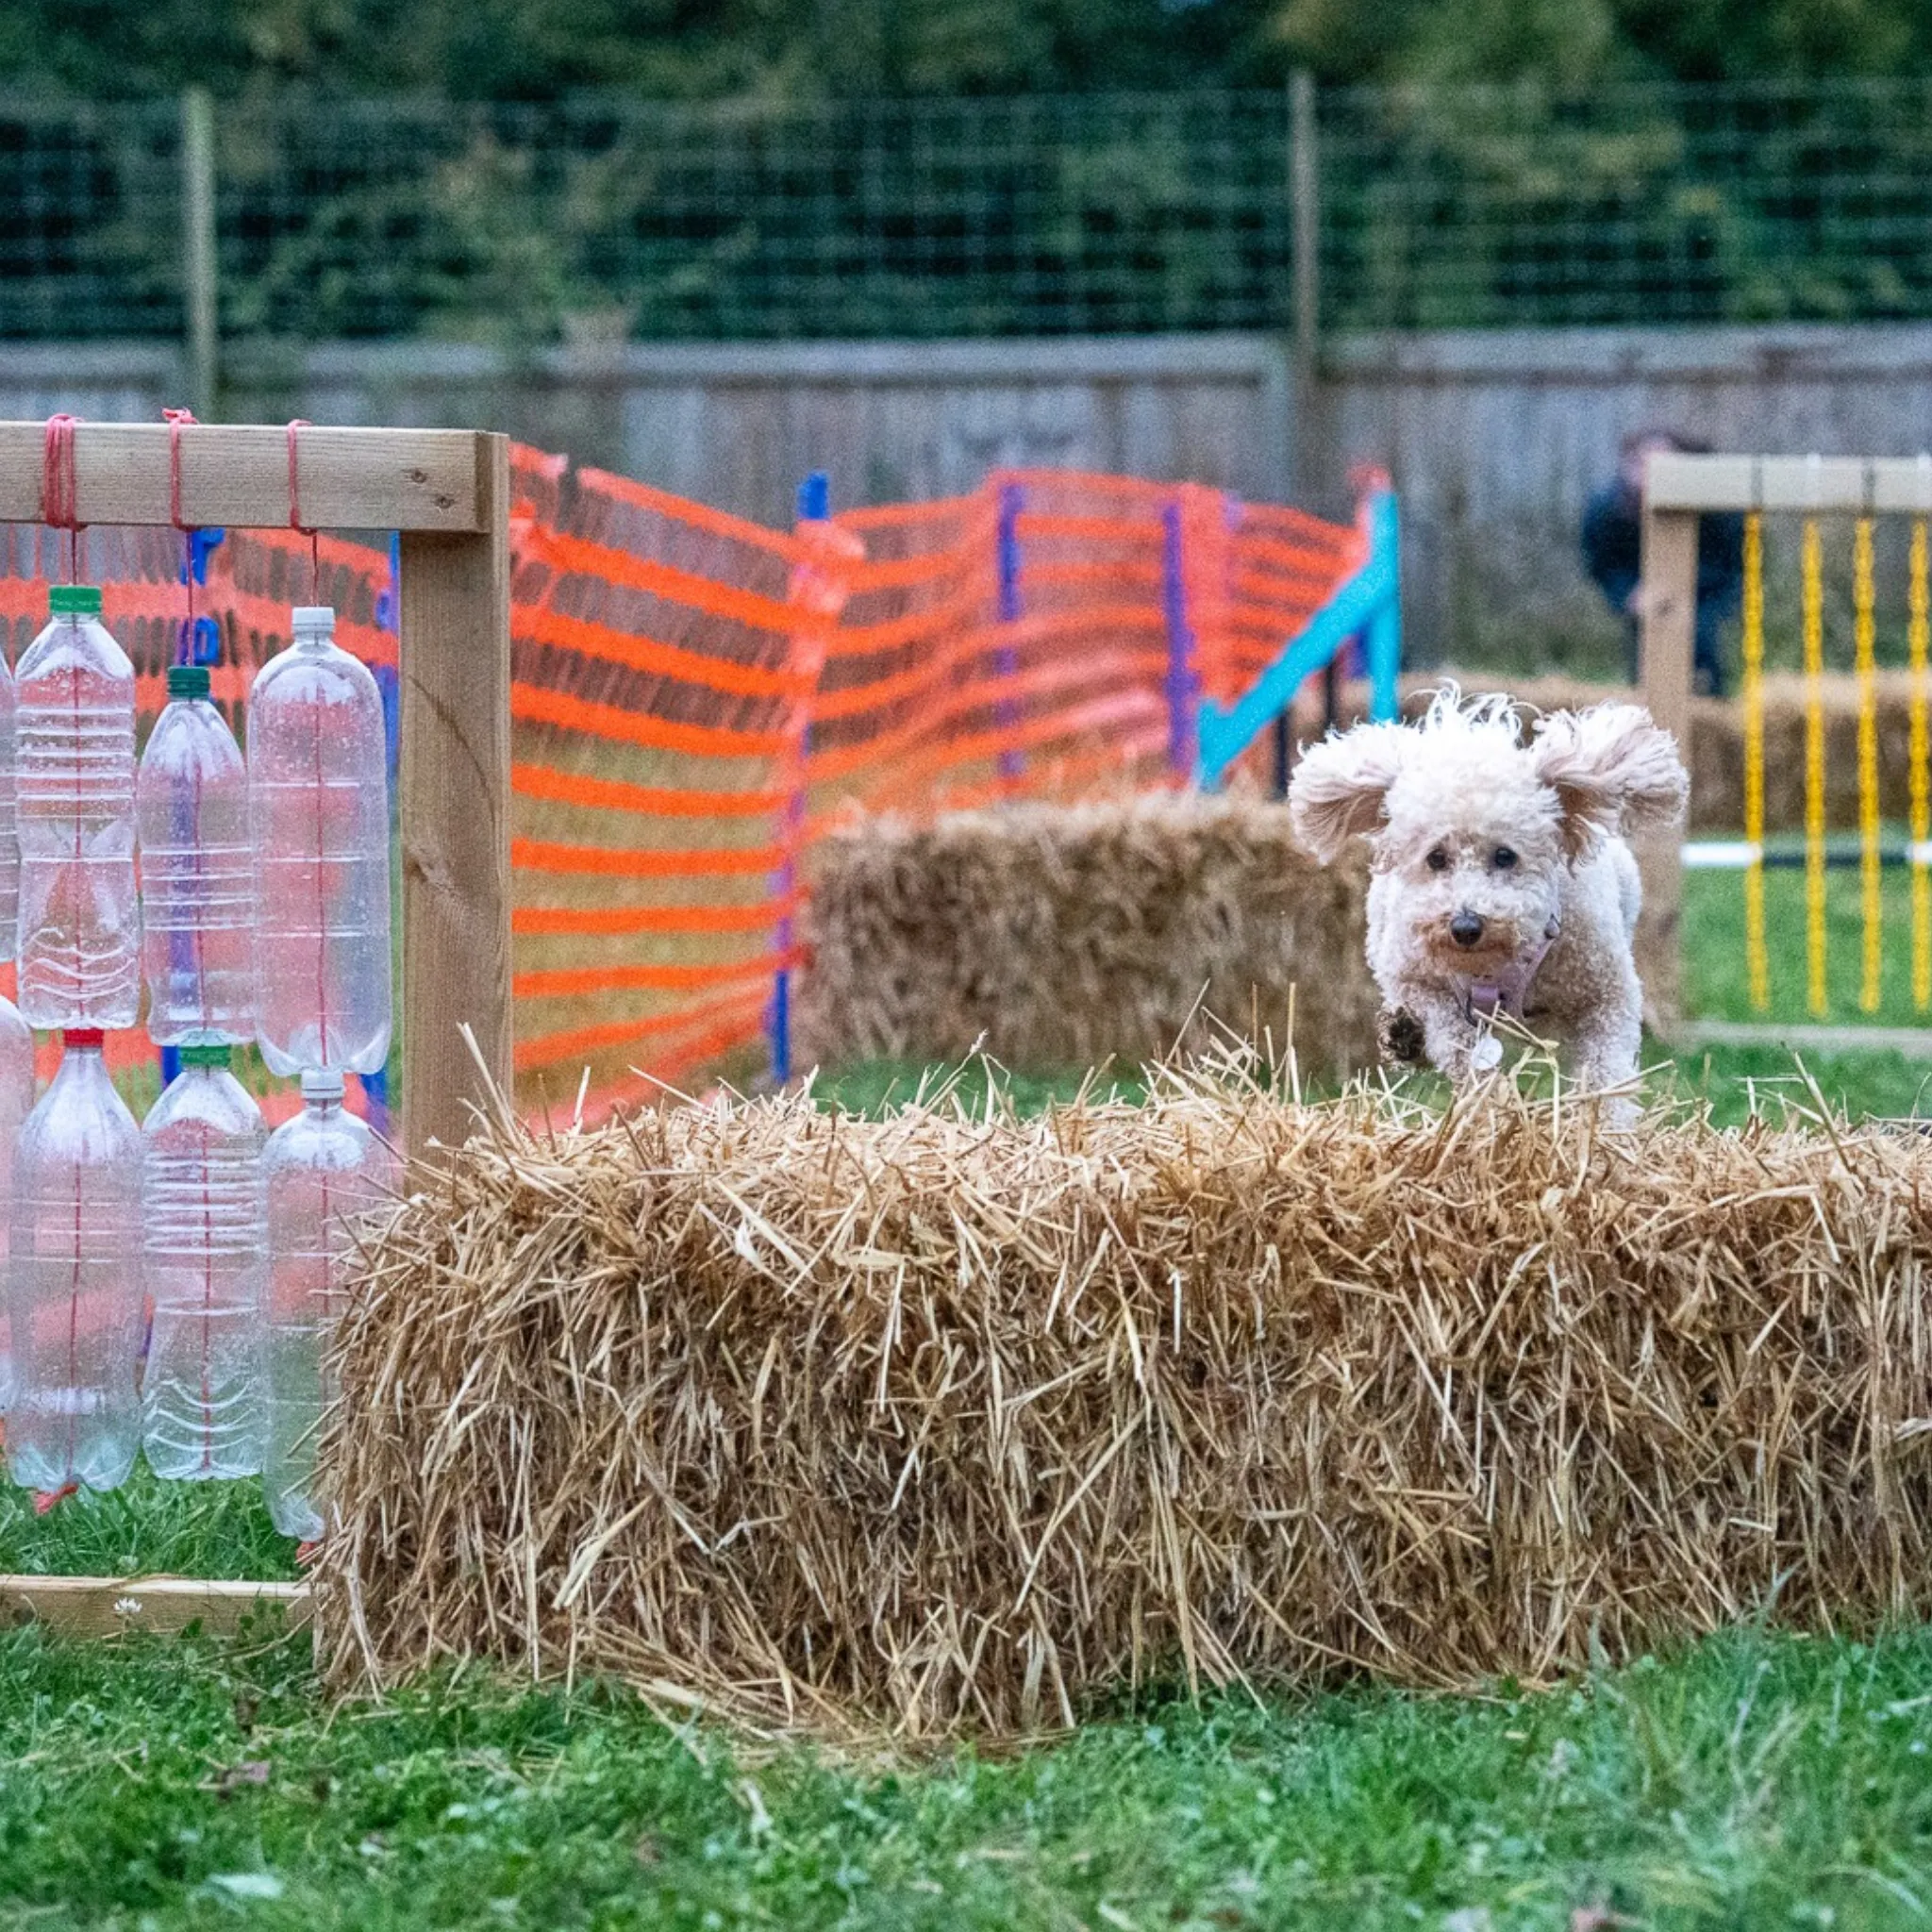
[1741, 510, 1769, 1009]
[1855, 516, 1882, 1012]
[1803, 515, 1828, 1016]
[1912, 515, 1931, 1010]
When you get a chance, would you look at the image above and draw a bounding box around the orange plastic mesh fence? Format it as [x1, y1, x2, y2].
[1, 445, 1361, 1125]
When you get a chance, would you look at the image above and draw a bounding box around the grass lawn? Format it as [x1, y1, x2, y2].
[1684, 850, 1932, 1033]
[8, 875, 1932, 1928]
[5, 1583, 1932, 1930]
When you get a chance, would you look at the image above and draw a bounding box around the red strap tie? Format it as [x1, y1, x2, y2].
[41, 413, 83, 581]
[33, 1482, 79, 1516]
[163, 407, 196, 529]
[288, 419, 320, 602]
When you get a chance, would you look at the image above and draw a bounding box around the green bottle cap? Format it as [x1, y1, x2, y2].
[177, 1042, 233, 1069]
[166, 663, 210, 700]
[48, 585, 103, 618]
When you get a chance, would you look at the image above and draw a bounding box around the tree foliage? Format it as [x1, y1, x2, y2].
[3, 0, 1931, 101]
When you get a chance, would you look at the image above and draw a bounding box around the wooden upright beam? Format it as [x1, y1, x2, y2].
[399, 433, 513, 1158]
[1635, 496, 1700, 1036]
[0, 422, 484, 532]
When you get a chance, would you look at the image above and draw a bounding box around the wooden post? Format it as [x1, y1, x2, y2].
[1636, 495, 1699, 1034]
[180, 88, 219, 420]
[399, 432, 512, 1158]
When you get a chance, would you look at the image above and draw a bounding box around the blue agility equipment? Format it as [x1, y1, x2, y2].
[1194, 487, 1401, 789]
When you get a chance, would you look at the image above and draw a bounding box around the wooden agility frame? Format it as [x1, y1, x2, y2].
[1639, 449, 1932, 1038]
[0, 419, 512, 1636]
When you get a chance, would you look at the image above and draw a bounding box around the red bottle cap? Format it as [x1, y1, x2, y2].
[61, 1028, 106, 1049]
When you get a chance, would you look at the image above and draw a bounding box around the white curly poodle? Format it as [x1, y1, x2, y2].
[1288, 688, 1688, 1096]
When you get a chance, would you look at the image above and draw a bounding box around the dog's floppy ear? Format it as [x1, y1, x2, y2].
[1288, 723, 1407, 863]
[1531, 703, 1689, 859]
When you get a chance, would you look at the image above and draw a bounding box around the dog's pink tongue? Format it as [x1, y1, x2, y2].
[1468, 982, 1504, 1015]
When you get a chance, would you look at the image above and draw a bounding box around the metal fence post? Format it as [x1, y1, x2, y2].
[180, 88, 219, 419]
[1290, 71, 1320, 389]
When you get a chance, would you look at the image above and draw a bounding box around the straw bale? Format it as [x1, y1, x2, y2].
[794, 791, 1377, 1079]
[314, 1072, 1932, 1741]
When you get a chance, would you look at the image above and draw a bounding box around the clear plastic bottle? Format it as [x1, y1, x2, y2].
[0, 641, 20, 962]
[138, 662, 254, 1045]
[141, 1044, 268, 1481]
[15, 585, 140, 1029]
[4, 1029, 142, 1493]
[249, 607, 391, 1077]
[262, 1069, 397, 1539]
[0, 994, 33, 1417]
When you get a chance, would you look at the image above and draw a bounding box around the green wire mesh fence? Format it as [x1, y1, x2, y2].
[7, 79, 1932, 345]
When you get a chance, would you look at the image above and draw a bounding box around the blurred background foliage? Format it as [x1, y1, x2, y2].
[6, 0, 1932, 348]
[5, 0, 1932, 101]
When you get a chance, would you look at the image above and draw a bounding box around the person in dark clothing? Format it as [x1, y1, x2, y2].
[1581, 429, 1743, 696]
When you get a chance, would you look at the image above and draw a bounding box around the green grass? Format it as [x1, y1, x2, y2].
[0, 1466, 298, 1584]
[1655, 1041, 1932, 1126]
[1684, 853, 1932, 1029]
[809, 1058, 1146, 1119]
[4, 1616, 1932, 1929]
[810, 1041, 1932, 1136]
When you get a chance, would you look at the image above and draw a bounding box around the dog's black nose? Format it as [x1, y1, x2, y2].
[1450, 911, 1485, 948]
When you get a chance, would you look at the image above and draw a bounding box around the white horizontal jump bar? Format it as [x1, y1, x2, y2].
[1681, 840, 1932, 868]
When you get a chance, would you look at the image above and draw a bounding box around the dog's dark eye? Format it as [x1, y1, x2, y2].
[1425, 847, 1449, 873]
[1493, 847, 1518, 871]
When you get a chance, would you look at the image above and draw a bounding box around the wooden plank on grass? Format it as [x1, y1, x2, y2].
[0, 1574, 309, 1639]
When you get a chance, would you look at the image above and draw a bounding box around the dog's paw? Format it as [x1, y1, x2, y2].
[1379, 1005, 1427, 1066]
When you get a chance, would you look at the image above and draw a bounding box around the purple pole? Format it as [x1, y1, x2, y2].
[769, 470, 830, 1086]
[1160, 498, 1200, 778]
[994, 481, 1024, 780]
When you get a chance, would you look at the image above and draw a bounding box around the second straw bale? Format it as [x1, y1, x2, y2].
[795, 791, 1377, 1077]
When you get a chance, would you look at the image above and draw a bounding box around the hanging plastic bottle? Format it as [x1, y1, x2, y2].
[4, 1029, 142, 1494]
[141, 1043, 268, 1481]
[0, 994, 33, 1417]
[262, 1069, 397, 1539]
[15, 585, 139, 1030]
[137, 662, 254, 1044]
[249, 607, 391, 1077]
[0, 638, 20, 962]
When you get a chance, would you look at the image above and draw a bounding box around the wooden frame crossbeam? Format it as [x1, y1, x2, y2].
[1648, 451, 1932, 515]
[0, 420, 512, 1161]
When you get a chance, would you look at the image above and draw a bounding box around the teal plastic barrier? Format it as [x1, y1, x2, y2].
[1195, 488, 1400, 790]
